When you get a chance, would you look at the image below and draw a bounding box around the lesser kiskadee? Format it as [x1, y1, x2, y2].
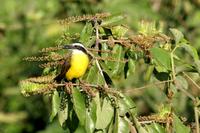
[54, 43, 90, 82]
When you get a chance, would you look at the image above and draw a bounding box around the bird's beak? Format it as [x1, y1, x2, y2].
[63, 45, 73, 49]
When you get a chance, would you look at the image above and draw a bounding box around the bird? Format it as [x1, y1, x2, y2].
[54, 43, 90, 82]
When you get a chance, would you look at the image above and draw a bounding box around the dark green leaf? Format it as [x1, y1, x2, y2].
[72, 87, 86, 125]
[173, 114, 191, 133]
[151, 47, 171, 72]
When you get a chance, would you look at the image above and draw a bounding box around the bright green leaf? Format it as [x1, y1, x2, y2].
[145, 123, 166, 133]
[111, 25, 128, 38]
[85, 111, 95, 133]
[107, 45, 124, 77]
[95, 96, 114, 129]
[50, 91, 60, 122]
[114, 111, 130, 133]
[101, 15, 125, 27]
[58, 99, 68, 127]
[151, 47, 171, 71]
[120, 94, 137, 117]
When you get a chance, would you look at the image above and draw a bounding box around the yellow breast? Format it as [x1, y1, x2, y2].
[66, 50, 89, 80]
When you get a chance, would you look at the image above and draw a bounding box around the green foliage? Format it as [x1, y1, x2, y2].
[1, 0, 200, 133]
[19, 13, 200, 132]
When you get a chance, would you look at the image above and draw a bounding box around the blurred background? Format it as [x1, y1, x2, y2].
[0, 0, 200, 132]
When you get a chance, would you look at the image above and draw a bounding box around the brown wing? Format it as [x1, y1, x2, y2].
[54, 53, 71, 82]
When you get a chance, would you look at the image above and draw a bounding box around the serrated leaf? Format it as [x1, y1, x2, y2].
[79, 22, 93, 46]
[95, 96, 114, 129]
[72, 87, 86, 125]
[173, 114, 190, 133]
[101, 15, 125, 27]
[170, 28, 184, 44]
[151, 47, 171, 72]
[114, 111, 130, 133]
[145, 123, 166, 133]
[50, 91, 60, 122]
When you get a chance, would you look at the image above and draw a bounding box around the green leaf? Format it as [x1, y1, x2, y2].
[124, 59, 136, 79]
[85, 65, 105, 85]
[180, 43, 200, 73]
[144, 65, 154, 81]
[101, 15, 125, 27]
[173, 114, 191, 133]
[58, 93, 68, 127]
[119, 94, 137, 117]
[170, 28, 184, 44]
[133, 117, 148, 133]
[107, 45, 124, 77]
[180, 44, 199, 61]
[95, 95, 114, 129]
[145, 123, 166, 133]
[113, 111, 130, 133]
[111, 25, 128, 38]
[50, 91, 60, 122]
[74, 125, 86, 133]
[85, 111, 95, 133]
[72, 87, 86, 125]
[176, 76, 188, 90]
[79, 22, 93, 46]
[150, 47, 171, 72]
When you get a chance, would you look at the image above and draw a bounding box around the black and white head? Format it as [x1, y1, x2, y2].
[63, 43, 88, 54]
